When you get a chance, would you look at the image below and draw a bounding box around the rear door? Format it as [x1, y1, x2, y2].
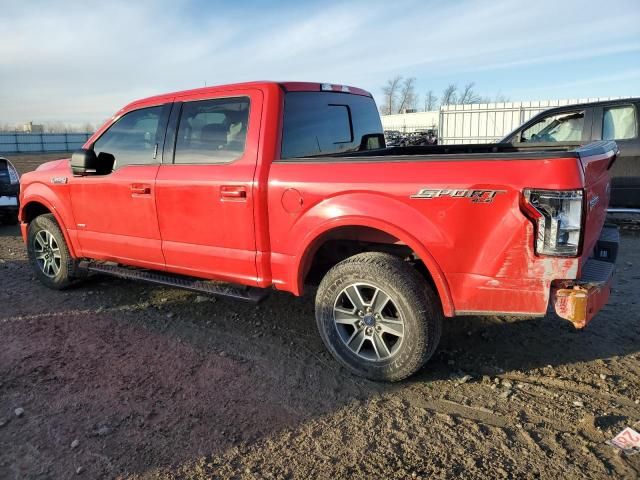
[590, 102, 640, 208]
[155, 89, 263, 284]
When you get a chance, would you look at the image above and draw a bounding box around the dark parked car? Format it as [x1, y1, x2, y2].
[0, 156, 20, 224]
[501, 98, 640, 210]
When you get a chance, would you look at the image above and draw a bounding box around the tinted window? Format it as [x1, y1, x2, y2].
[281, 92, 383, 158]
[520, 111, 584, 143]
[94, 106, 164, 168]
[174, 97, 250, 164]
[602, 105, 636, 140]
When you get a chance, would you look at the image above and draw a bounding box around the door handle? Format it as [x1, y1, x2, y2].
[130, 184, 151, 195]
[220, 185, 247, 200]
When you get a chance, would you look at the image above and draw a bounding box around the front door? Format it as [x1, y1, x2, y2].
[69, 104, 171, 268]
[155, 89, 263, 285]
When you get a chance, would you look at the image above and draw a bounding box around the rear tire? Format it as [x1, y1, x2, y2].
[315, 252, 443, 382]
[27, 214, 76, 289]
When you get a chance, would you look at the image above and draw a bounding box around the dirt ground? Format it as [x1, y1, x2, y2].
[1, 154, 639, 479]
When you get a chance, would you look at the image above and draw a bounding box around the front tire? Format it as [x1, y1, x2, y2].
[27, 214, 76, 289]
[315, 252, 443, 382]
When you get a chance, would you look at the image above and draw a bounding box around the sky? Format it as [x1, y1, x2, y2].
[0, 0, 639, 127]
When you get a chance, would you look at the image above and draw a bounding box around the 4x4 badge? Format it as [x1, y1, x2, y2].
[411, 188, 506, 203]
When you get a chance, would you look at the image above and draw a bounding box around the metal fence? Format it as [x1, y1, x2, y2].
[0, 133, 92, 153]
[381, 97, 625, 145]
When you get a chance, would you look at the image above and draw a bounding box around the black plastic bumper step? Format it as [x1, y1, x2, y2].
[79, 261, 268, 302]
[579, 258, 615, 283]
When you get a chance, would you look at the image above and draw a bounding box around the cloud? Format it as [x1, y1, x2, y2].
[0, 0, 638, 125]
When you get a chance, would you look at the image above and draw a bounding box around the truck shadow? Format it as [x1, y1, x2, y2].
[0, 224, 20, 237]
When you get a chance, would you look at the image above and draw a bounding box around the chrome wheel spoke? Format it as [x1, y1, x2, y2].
[378, 319, 404, 338]
[51, 259, 60, 275]
[371, 332, 391, 359]
[333, 282, 405, 362]
[348, 329, 367, 354]
[35, 233, 46, 250]
[334, 307, 359, 326]
[344, 285, 366, 312]
[371, 289, 390, 314]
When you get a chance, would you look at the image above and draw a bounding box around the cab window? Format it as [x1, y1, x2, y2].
[93, 106, 165, 169]
[281, 92, 383, 159]
[520, 111, 585, 143]
[602, 105, 636, 140]
[174, 97, 250, 164]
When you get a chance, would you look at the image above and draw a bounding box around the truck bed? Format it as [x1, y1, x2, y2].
[276, 141, 614, 163]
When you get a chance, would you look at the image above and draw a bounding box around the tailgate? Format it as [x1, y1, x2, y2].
[576, 141, 618, 264]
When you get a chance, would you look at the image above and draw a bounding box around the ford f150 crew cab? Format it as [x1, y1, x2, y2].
[19, 81, 619, 381]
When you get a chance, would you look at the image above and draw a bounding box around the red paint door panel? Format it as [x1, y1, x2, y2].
[70, 165, 164, 267]
[155, 89, 263, 284]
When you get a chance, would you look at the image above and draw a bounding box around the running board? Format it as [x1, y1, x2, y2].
[78, 261, 268, 302]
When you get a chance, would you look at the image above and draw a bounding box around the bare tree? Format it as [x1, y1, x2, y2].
[441, 84, 457, 106]
[397, 77, 417, 113]
[43, 121, 69, 133]
[494, 92, 510, 103]
[81, 122, 95, 133]
[424, 90, 438, 111]
[381, 76, 403, 115]
[458, 82, 483, 105]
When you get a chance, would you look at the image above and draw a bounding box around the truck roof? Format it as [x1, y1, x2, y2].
[534, 97, 640, 115]
[122, 81, 372, 112]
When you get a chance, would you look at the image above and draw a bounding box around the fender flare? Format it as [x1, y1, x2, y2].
[288, 193, 454, 316]
[20, 185, 78, 258]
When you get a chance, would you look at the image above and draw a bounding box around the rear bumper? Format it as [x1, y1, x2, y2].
[551, 226, 619, 328]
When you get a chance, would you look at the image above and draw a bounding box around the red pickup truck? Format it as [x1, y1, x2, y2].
[19, 81, 619, 381]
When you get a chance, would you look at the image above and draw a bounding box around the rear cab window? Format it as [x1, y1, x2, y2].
[602, 105, 637, 140]
[281, 92, 383, 159]
[174, 97, 250, 164]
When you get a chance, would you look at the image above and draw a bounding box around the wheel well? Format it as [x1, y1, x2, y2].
[303, 226, 436, 290]
[22, 202, 52, 224]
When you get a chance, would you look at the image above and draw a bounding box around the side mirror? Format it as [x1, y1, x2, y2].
[71, 149, 99, 176]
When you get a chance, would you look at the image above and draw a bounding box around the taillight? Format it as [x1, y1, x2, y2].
[6, 162, 19, 184]
[522, 189, 583, 257]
